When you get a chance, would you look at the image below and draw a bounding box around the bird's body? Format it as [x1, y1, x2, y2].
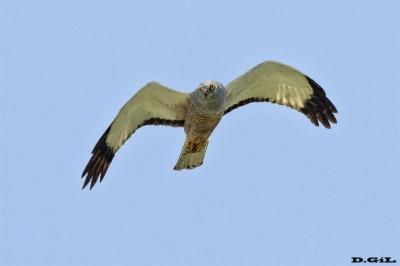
[82, 61, 338, 189]
[174, 81, 226, 170]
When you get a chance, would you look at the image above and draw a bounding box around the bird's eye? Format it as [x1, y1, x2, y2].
[210, 84, 215, 90]
[198, 87, 202, 92]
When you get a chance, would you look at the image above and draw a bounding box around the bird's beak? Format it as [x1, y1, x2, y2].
[198, 87, 210, 98]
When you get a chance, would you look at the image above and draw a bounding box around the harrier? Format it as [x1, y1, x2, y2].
[82, 61, 338, 189]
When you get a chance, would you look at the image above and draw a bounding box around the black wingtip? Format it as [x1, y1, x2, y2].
[300, 75, 338, 129]
[82, 124, 115, 190]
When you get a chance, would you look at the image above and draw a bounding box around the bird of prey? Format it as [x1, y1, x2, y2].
[82, 61, 338, 189]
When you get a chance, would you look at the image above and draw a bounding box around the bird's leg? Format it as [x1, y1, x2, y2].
[195, 139, 204, 152]
[188, 141, 196, 152]
[187, 139, 205, 153]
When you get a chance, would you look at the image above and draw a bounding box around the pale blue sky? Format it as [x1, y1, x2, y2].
[1, 1, 399, 265]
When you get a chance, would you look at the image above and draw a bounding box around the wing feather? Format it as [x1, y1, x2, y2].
[82, 81, 188, 189]
[224, 61, 338, 128]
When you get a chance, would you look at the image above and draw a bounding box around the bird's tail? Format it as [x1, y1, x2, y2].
[173, 137, 210, 170]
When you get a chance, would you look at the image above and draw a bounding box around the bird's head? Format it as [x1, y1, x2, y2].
[194, 80, 226, 99]
[190, 80, 227, 114]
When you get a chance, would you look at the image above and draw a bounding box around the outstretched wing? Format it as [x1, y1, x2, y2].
[224, 61, 337, 128]
[82, 81, 188, 189]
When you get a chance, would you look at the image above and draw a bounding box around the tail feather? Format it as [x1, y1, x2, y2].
[174, 138, 210, 170]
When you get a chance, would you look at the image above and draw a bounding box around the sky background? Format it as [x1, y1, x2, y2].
[1, 1, 399, 265]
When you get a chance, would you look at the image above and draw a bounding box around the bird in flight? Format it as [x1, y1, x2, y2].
[82, 61, 338, 189]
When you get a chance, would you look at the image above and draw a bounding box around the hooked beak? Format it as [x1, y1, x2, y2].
[199, 88, 209, 98]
